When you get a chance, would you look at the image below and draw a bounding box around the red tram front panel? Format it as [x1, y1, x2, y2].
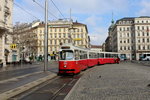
[59, 61, 80, 74]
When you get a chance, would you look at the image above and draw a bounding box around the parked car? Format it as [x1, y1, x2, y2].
[140, 53, 150, 61]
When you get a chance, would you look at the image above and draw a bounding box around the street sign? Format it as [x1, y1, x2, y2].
[73, 38, 82, 41]
[10, 44, 17, 49]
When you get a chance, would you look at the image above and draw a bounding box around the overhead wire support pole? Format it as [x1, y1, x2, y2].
[44, 0, 48, 72]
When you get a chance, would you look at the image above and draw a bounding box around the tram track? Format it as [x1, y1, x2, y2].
[9, 73, 83, 100]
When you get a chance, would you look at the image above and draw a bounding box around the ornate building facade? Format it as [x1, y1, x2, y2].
[13, 19, 90, 60]
[110, 16, 150, 60]
[0, 0, 13, 66]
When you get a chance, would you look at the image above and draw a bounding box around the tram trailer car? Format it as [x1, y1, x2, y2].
[87, 51, 99, 67]
[58, 44, 120, 75]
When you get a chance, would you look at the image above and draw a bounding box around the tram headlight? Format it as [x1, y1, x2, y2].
[64, 65, 67, 68]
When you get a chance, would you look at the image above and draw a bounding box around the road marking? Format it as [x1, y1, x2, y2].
[0, 72, 57, 100]
[0, 71, 43, 84]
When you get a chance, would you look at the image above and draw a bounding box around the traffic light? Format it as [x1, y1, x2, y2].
[10, 44, 17, 49]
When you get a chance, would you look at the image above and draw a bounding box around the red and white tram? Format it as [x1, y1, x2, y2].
[58, 44, 120, 75]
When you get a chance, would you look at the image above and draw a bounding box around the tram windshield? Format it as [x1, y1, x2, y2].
[60, 50, 74, 60]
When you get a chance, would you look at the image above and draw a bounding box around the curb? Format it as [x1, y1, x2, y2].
[0, 72, 57, 100]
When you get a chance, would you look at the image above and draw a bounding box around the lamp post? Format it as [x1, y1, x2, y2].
[44, 0, 48, 71]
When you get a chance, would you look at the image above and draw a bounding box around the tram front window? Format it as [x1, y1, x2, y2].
[60, 50, 74, 60]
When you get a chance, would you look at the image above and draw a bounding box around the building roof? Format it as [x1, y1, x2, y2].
[91, 45, 102, 48]
[116, 16, 150, 23]
[73, 22, 86, 26]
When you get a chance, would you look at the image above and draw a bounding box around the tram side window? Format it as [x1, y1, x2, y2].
[75, 50, 79, 60]
[80, 51, 86, 59]
[99, 53, 104, 58]
[89, 53, 92, 58]
[60, 50, 74, 60]
[106, 54, 110, 58]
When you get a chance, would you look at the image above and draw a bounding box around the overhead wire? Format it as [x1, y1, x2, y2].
[14, 2, 39, 20]
[32, 0, 58, 19]
[50, 0, 65, 19]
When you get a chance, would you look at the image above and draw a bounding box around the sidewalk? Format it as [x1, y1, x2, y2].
[65, 62, 150, 100]
[0, 71, 57, 100]
[0, 61, 57, 100]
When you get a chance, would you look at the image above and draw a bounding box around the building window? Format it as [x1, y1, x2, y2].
[55, 28, 57, 32]
[127, 27, 129, 31]
[54, 40, 57, 44]
[124, 46, 126, 50]
[78, 34, 80, 38]
[142, 26, 144, 30]
[123, 27, 125, 31]
[120, 47, 122, 50]
[127, 39, 129, 43]
[59, 28, 61, 32]
[147, 32, 149, 36]
[127, 33, 129, 37]
[63, 33, 65, 38]
[50, 28, 52, 32]
[120, 33, 122, 37]
[138, 45, 141, 50]
[147, 38, 149, 42]
[138, 39, 140, 43]
[148, 45, 150, 49]
[128, 46, 130, 50]
[138, 32, 140, 36]
[137, 26, 140, 30]
[143, 46, 145, 50]
[120, 28, 122, 31]
[59, 33, 61, 38]
[143, 38, 145, 42]
[142, 32, 145, 36]
[64, 28, 65, 32]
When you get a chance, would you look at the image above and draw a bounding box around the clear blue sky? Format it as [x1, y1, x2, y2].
[13, 0, 150, 45]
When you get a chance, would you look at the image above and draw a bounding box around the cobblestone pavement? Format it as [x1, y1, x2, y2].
[65, 62, 150, 100]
